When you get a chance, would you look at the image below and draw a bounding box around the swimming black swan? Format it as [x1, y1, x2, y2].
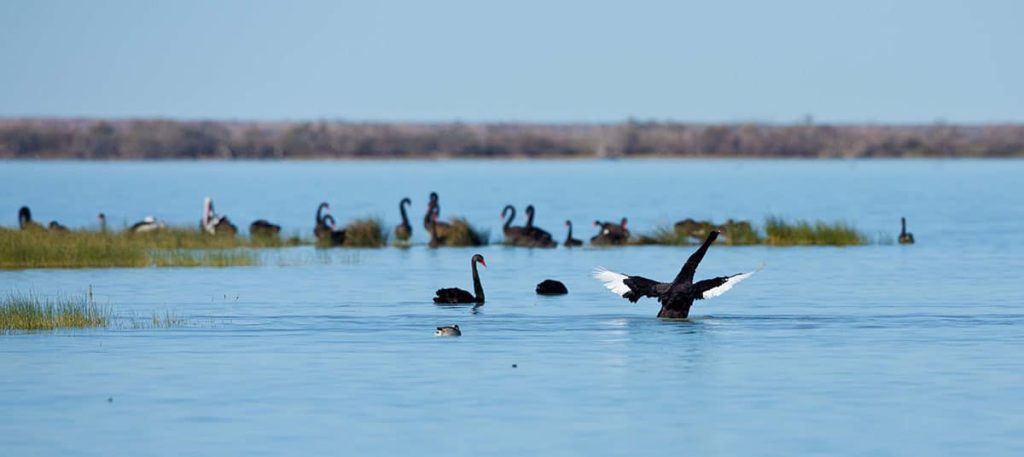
[433, 254, 486, 305]
[523, 205, 556, 248]
[590, 218, 630, 245]
[250, 219, 281, 238]
[18, 206, 43, 231]
[48, 221, 70, 232]
[314, 202, 332, 240]
[130, 216, 163, 233]
[536, 279, 568, 295]
[898, 217, 915, 244]
[594, 231, 758, 318]
[501, 205, 529, 245]
[319, 215, 346, 246]
[434, 324, 462, 337]
[394, 197, 413, 242]
[201, 197, 237, 237]
[563, 220, 583, 247]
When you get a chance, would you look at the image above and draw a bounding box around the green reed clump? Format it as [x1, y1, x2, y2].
[343, 218, 388, 248]
[0, 229, 259, 269]
[763, 216, 866, 246]
[1, 292, 109, 332]
[443, 218, 489, 247]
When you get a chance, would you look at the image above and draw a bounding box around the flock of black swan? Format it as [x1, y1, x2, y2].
[10, 194, 919, 334]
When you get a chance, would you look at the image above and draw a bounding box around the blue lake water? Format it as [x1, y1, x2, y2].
[2, 160, 1023, 456]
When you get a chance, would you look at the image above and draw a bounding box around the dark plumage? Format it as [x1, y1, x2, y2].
[394, 197, 413, 242]
[590, 218, 630, 245]
[18, 206, 43, 231]
[522, 205, 557, 248]
[536, 279, 568, 295]
[501, 205, 529, 245]
[318, 215, 345, 246]
[314, 202, 332, 240]
[433, 254, 486, 305]
[48, 221, 70, 232]
[563, 220, 583, 247]
[594, 231, 758, 319]
[249, 219, 281, 238]
[898, 217, 915, 244]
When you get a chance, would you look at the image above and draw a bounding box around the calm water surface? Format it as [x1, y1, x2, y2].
[2, 160, 1023, 456]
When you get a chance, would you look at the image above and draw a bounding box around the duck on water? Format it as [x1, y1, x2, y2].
[594, 230, 758, 318]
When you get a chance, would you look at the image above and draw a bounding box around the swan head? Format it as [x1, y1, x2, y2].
[472, 254, 486, 268]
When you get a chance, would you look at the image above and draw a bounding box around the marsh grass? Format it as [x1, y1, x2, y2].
[632, 217, 864, 247]
[444, 218, 489, 247]
[343, 218, 387, 247]
[0, 229, 258, 269]
[764, 217, 866, 246]
[1, 292, 109, 332]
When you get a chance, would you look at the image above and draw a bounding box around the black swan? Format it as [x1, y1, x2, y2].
[523, 205, 556, 248]
[97, 213, 107, 233]
[536, 279, 568, 295]
[434, 324, 462, 337]
[594, 231, 758, 318]
[898, 217, 915, 244]
[130, 216, 163, 233]
[314, 202, 332, 240]
[394, 197, 413, 242]
[18, 206, 43, 231]
[319, 214, 346, 246]
[501, 205, 529, 245]
[425, 193, 452, 238]
[201, 197, 237, 237]
[590, 218, 630, 245]
[250, 219, 281, 238]
[433, 254, 486, 305]
[48, 221, 70, 232]
[564, 220, 583, 247]
[427, 211, 445, 248]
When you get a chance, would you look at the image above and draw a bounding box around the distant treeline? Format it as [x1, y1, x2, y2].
[2, 118, 1023, 159]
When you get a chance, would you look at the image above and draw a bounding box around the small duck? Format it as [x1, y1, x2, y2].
[434, 324, 462, 337]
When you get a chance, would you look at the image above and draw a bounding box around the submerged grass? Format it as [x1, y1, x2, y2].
[1, 292, 109, 332]
[0, 229, 259, 269]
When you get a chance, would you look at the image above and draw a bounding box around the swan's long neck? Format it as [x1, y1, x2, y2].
[399, 200, 410, 227]
[526, 208, 534, 228]
[471, 261, 484, 303]
[203, 198, 213, 227]
[566, 222, 573, 241]
[424, 203, 435, 228]
[503, 206, 515, 230]
[901, 218, 907, 235]
[316, 204, 326, 224]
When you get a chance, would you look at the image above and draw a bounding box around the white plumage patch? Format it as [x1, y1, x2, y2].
[701, 270, 756, 299]
[593, 267, 630, 296]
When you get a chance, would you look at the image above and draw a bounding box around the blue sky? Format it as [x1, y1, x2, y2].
[1, 0, 1021, 123]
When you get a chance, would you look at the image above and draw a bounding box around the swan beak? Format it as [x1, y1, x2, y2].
[479, 259, 487, 268]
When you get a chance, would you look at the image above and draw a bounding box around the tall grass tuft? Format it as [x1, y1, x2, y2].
[720, 219, 762, 245]
[1, 292, 109, 332]
[763, 216, 866, 246]
[343, 218, 387, 248]
[0, 229, 258, 269]
[443, 218, 489, 247]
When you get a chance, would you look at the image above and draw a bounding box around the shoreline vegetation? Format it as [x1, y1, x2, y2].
[2, 118, 1023, 159]
[2, 216, 869, 269]
[1, 290, 188, 332]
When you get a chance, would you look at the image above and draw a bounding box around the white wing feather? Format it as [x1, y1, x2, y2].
[593, 267, 630, 296]
[701, 270, 756, 299]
